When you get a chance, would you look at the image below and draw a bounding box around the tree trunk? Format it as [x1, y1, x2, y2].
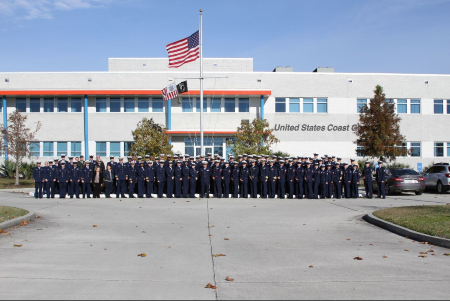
[15, 163, 20, 186]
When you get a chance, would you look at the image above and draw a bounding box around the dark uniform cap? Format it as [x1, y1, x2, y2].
[280, 161, 285, 164]
[314, 162, 318, 165]
[137, 156, 142, 159]
[49, 160, 54, 163]
[378, 161, 383, 164]
[238, 155, 243, 158]
[145, 155, 150, 158]
[110, 156, 114, 159]
[344, 162, 349, 165]
[68, 157, 73, 160]
[243, 154, 248, 157]
[168, 161, 173, 164]
[202, 161, 208, 165]
[337, 157, 342, 160]
[242, 161, 247, 164]
[314, 153, 319, 156]
[332, 155, 336, 158]
[90, 155, 94, 158]
[335, 162, 340, 165]
[224, 161, 230, 164]
[350, 158, 355, 161]
[190, 156, 194, 159]
[207, 153, 212, 156]
[155, 157, 159, 160]
[365, 161, 370, 164]
[320, 164, 325, 168]
[60, 161, 66, 165]
[159, 160, 165, 163]
[195, 156, 200, 159]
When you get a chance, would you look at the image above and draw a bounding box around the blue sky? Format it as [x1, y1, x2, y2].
[0, 0, 449, 74]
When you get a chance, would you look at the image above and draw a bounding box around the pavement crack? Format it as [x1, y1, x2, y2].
[319, 199, 365, 213]
[206, 198, 218, 300]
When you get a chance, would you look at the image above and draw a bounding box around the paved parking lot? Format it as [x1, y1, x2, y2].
[1, 191, 450, 300]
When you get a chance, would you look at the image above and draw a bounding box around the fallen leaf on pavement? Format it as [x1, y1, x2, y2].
[37, 229, 43, 231]
[13, 244, 22, 247]
[138, 253, 147, 257]
[213, 254, 226, 257]
[420, 252, 428, 254]
[20, 221, 28, 226]
[443, 253, 450, 256]
[353, 257, 363, 260]
[205, 283, 217, 289]
[419, 255, 427, 258]
[142, 231, 146, 233]
[404, 249, 410, 252]
[309, 265, 314, 268]
[209, 234, 213, 236]
[35, 215, 41, 218]
[225, 277, 234, 282]
[224, 238, 230, 241]
[93, 225, 98, 228]
[347, 238, 351, 241]
[168, 246, 171, 249]
[369, 244, 373, 246]
[383, 256, 388, 258]
[420, 242, 429, 245]
[104, 248, 107, 251]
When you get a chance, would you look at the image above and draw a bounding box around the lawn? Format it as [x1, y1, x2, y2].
[374, 205, 450, 239]
[0, 206, 29, 224]
[0, 178, 34, 189]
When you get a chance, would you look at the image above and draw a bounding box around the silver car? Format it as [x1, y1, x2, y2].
[423, 163, 450, 194]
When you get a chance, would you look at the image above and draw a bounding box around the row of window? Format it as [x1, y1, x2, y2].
[29, 141, 134, 158]
[357, 98, 450, 114]
[16, 98, 83, 113]
[275, 98, 327, 113]
[181, 98, 249, 113]
[96, 98, 164, 113]
[357, 142, 421, 157]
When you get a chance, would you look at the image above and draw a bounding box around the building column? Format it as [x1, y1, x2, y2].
[260, 95, 264, 120]
[84, 95, 89, 157]
[2, 96, 7, 161]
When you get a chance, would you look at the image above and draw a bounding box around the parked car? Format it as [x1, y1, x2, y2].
[423, 163, 450, 194]
[372, 168, 425, 195]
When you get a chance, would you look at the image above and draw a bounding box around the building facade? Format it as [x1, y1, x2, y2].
[1, 58, 449, 169]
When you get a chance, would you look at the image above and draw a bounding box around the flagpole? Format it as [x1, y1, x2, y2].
[199, 9, 204, 156]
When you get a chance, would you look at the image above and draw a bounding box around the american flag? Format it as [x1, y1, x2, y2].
[166, 31, 200, 68]
[161, 83, 179, 101]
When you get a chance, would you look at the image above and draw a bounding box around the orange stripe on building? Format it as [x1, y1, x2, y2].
[0, 90, 271, 96]
[167, 131, 237, 135]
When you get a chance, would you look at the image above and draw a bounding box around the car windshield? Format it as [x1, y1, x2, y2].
[391, 169, 418, 176]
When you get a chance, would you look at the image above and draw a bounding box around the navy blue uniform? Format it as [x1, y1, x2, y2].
[103, 169, 114, 198]
[278, 165, 287, 199]
[312, 168, 321, 199]
[239, 167, 249, 198]
[174, 165, 183, 198]
[249, 165, 259, 198]
[351, 168, 361, 198]
[137, 165, 147, 198]
[222, 165, 231, 198]
[182, 165, 190, 198]
[156, 164, 166, 198]
[128, 166, 137, 198]
[295, 166, 305, 199]
[145, 164, 155, 198]
[376, 166, 386, 198]
[200, 166, 211, 198]
[33, 166, 45, 199]
[165, 166, 175, 198]
[231, 166, 240, 198]
[213, 165, 223, 198]
[57, 167, 70, 198]
[344, 167, 353, 198]
[260, 164, 269, 198]
[81, 166, 93, 198]
[364, 167, 373, 198]
[44, 166, 57, 198]
[268, 165, 278, 198]
[325, 169, 333, 198]
[286, 164, 296, 199]
[115, 163, 128, 198]
[333, 168, 343, 199]
[189, 166, 198, 198]
[319, 169, 327, 198]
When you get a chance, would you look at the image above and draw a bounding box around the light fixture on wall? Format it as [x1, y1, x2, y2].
[143, 63, 147, 67]
[257, 79, 262, 82]
[425, 80, 429, 84]
[5, 78, 9, 82]
[348, 79, 353, 83]
[88, 78, 92, 82]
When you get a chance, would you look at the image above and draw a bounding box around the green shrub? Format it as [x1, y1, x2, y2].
[0, 161, 17, 178]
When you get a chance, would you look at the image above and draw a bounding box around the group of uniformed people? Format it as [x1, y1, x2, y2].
[32, 153, 388, 200]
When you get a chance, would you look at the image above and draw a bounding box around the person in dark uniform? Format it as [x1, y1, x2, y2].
[181, 160, 190, 198]
[103, 164, 114, 198]
[305, 162, 313, 199]
[212, 160, 223, 198]
[260, 159, 269, 199]
[156, 161, 166, 198]
[268, 160, 278, 198]
[145, 161, 155, 198]
[312, 163, 321, 199]
[200, 161, 211, 198]
[128, 162, 137, 198]
[376, 161, 386, 199]
[278, 161, 287, 199]
[189, 163, 198, 198]
[363, 161, 373, 199]
[44, 161, 56, 199]
[222, 161, 231, 198]
[165, 161, 174, 198]
[343, 163, 353, 199]
[107, 156, 117, 194]
[319, 164, 327, 198]
[81, 161, 93, 199]
[295, 161, 305, 199]
[57, 161, 69, 199]
[33, 161, 45, 199]
[115, 158, 128, 199]
[286, 160, 296, 199]
[333, 162, 343, 199]
[325, 163, 333, 198]
[239, 161, 249, 198]
[137, 162, 147, 198]
[70, 163, 81, 199]
[249, 160, 259, 198]
[231, 162, 240, 198]
[173, 161, 183, 198]
[351, 164, 361, 198]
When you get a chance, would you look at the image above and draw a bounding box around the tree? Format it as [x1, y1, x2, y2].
[355, 85, 407, 161]
[0, 111, 41, 185]
[130, 118, 173, 157]
[230, 118, 280, 155]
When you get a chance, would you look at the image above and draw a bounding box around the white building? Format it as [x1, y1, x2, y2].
[1, 58, 449, 170]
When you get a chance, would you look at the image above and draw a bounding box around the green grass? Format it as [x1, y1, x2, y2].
[0, 206, 29, 224]
[374, 205, 450, 239]
[0, 178, 34, 189]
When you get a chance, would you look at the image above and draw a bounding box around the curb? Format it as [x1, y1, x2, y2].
[364, 212, 450, 249]
[0, 211, 36, 231]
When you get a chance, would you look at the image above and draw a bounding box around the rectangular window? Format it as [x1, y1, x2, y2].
[239, 98, 249, 113]
[410, 99, 420, 114]
[110, 98, 120, 112]
[434, 100, 444, 114]
[224, 98, 235, 112]
[124, 142, 134, 156]
[96, 142, 107, 157]
[30, 142, 40, 157]
[397, 99, 407, 114]
[57, 98, 68, 113]
[96, 98, 107, 112]
[124, 98, 135, 112]
[182, 98, 193, 112]
[447, 142, 450, 157]
[185, 138, 195, 157]
[317, 98, 328, 113]
[152, 98, 163, 113]
[357, 99, 367, 113]
[30, 98, 40, 113]
[356, 143, 364, 157]
[71, 142, 81, 157]
[289, 98, 300, 113]
[195, 98, 207, 112]
[43, 98, 54, 113]
[71, 98, 82, 113]
[211, 98, 221, 113]
[16, 98, 26, 112]
[303, 98, 313, 113]
[57, 142, 67, 156]
[275, 98, 286, 113]
[410, 142, 421, 157]
[110, 142, 121, 157]
[43, 142, 54, 157]
[447, 100, 450, 115]
[138, 98, 149, 112]
[435, 142, 444, 157]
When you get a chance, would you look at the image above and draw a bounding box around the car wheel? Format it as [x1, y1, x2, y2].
[415, 190, 423, 196]
[385, 183, 390, 196]
[436, 181, 443, 194]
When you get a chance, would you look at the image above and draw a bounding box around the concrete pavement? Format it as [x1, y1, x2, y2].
[1, 191, 450, 300]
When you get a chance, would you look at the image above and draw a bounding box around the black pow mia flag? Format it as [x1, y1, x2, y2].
[177, 81, 188, 94]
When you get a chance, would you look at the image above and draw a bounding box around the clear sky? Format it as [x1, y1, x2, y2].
[0, 0, 449, 74]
